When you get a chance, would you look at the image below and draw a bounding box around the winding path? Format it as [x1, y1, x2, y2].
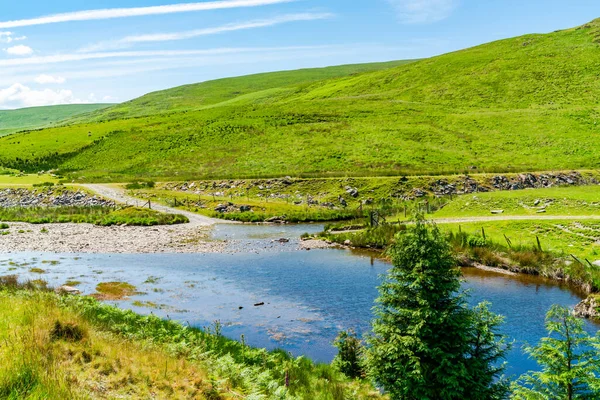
[82, 184, 226, 226]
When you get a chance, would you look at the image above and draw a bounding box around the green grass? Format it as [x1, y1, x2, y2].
[3, 20, 600, 180]
[0, 206, 188, 226]
[0, 174, 60, 186]
[439, 220, 600, 265]
[0, 281, 382, 399]
[0, 104, 112, 137]
[433, 185, 600, 218]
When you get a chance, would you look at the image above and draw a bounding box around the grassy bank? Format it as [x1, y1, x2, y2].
[0, 279, 381, 399]
[0, 206, 188, 226]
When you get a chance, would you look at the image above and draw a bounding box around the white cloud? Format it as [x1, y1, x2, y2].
[387, 0, 457, 24]
[81, 13, 334, 52]
[0, 0, 295, 29]
[0, 83, 85, 108]
[4, 45, 33, 56]
[0, 46, 331, 67]
[0, 31, 27, 43]
[34, 74, 66, 84]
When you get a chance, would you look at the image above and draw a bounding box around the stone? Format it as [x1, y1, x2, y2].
[344, 239, 352, 246]
[55, 285, 81, 295]
[574, 296, 600, 320]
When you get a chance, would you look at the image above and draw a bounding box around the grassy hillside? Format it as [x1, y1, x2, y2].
[0, 104, 112, 137]
[73, 60, 415, 122]
[2, 20, 600, 180]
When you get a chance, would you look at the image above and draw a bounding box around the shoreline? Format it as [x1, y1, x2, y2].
[0, 221, 225, 254]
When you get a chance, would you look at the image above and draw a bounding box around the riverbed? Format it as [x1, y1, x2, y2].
[0, 223, 596, 378]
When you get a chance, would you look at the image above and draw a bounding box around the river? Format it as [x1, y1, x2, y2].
[0, 223, 596, 378]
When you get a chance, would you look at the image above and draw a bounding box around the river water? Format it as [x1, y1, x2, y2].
[0, 223, 596, 378]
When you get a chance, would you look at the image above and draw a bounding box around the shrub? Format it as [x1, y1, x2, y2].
[49, 321, 86, 342]
[333, 330, 365, 379]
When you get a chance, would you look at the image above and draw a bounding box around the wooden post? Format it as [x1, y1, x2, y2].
[481, 227, 486, 241]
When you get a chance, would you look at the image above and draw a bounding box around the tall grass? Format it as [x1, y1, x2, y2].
[0, 281, 381, 399]
[0, 206, 188, 226]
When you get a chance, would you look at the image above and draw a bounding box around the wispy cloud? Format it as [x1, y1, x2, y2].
[0, 0, 295, 29]
[387, 0, 458, 24]
[0, 31, 27, 43]
[81, 13, 335, 52]
[4, 45, 33, 56]
[0, 46, 334, 67]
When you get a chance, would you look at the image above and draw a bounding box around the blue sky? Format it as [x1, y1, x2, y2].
[0, 0, 599, 109]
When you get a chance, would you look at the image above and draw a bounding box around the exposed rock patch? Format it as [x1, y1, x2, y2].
[0, 188, 115, 208]
[574, 296, 600, 320]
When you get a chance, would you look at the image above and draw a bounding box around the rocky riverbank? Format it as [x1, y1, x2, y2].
[0, 187, 115, 208]
[0, 222, 224, 254]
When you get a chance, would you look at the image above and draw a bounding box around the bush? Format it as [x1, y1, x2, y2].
[333, 330, 365, 379]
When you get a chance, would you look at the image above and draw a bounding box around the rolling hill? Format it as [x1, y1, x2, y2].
[2, 19, 600, 181]
[0, 104, 112, 137]
[68, 60, 415, 123]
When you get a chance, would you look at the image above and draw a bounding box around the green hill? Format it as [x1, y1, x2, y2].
[0, 104, 112, 137]
[73, 60, 415, 122]
[1, 19, 600, 181]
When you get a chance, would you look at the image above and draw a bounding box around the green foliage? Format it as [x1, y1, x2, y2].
[366, 218, 510, 399]
[333, 330, 365, 379]
[322, 224, 406, 249]
[0, 206, 188, 226]
[0, 104, 111, 137]
[125, 181, 156, 190]
[511, 305, 600, 399]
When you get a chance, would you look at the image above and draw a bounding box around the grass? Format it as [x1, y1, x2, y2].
[92, 282, 138, 300]
[129, 186, 365, 223]
[3, 20, 600, 180]
[0, 280, 382, 399]
[433, 185, 600, 218]
[0, 174, 60, 186]
[438, 220, 600, 266]
[0, 206, 188, 226]
[0, 104, 112, 137]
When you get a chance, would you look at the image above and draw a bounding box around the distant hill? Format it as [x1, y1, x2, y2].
[0, 104, 113, 137]
[2, 19, 600, 181]
[71, 60, 415, 122]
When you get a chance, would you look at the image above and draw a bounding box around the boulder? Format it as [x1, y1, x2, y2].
[574, 296, 600, 320]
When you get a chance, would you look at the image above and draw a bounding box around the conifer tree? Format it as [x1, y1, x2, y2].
[366, 218, 509, 399]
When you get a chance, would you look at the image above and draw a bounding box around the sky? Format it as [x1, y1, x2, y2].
[1, 0, 600, 109]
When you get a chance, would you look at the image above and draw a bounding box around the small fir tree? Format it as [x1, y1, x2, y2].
[366, 217, 510, 399]
[511, 305, 600, 400]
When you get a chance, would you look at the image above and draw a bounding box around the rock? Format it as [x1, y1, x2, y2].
[277, 238, 290, 243]
[345, 186, 359, 198]
[574, 296, 600, 319]
[338, 196, 347, 207]
[534, 199, 541, 206]
[490, 210, 504, 214]
[254, 302, 265, 307]
[265, 216, 286, 223]
[239, 205, 252, 212]
[55, 285, 81, 295]
[343, 239, 352, 246]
